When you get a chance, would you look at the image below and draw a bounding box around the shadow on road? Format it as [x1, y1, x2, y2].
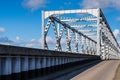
[33, 60, 102, 80]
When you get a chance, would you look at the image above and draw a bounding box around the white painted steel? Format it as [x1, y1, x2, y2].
[42, 8, 120, 60]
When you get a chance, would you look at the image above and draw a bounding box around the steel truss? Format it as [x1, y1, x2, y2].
[42, 8, 120, 60]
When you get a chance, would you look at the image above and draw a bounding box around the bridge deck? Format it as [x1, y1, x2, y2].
[114, 62, 120, 80]
[71, 60, 120, 80]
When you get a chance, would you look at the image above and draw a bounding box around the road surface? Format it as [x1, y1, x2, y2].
[114, 62, 120, 80]
[71, 60, 120, 80]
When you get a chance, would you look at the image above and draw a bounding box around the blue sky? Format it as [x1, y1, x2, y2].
[0, 0, 120, 48]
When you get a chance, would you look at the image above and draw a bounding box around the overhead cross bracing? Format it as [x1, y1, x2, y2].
[42, 8, 120, 60]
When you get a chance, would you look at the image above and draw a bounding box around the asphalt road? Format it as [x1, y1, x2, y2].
[71, 60, 120, 80]
[32, 60, 101, 80]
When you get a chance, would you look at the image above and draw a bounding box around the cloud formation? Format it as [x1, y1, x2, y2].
[0, 27, 5, 33]
[18, 36, 66, 48]
[113, 29, 120, 39]
[0, 37, 13, 43]
[0, 35, 79, 49]
[25, 39, 40, 47]
[81, 0, 120, 10]
[117, 17, 120, 21]
[22, 0, 47, 11]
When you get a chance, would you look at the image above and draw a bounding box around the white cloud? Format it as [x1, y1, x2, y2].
[0, 27, 5, 33]
[112, 0, 120, 10]
[16, 36, 20, 41]
[0, 36, 41, 48]
[15, 36, 21, 42]
[117, 17, 120, 21]
[45, 36, 66, 44]
[0, 42, 11, 46]
[0, 37, 13, 46]
[46, 36, 55, 44]
[113, 29, 120, 38]
[25, 39, 36, 47]
[0, 36, 67, 49]
[61, 38, 66, 45]
[0, 37, 13, 43]
[81, 0, 120, 10]
[25, 38, 41, 48]
[25, 43, 34, 47]
[22, 0, 47, 11]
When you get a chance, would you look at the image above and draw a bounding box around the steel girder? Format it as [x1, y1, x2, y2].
[41, 8, 120, 60]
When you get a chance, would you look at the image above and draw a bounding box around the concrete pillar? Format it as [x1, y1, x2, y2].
[40, 57, 43, 68]
[47, 57, 51, 67]
[41, 57, 45, 68]
[21, 57, 28, 72]
[53, 57, 55, 66]
[58, 57, 61, 65]
[56, 57, 59, 65]
[12, 57, 21, 73]
[0, 57, 1, 75]
[29, 57, 35, 70]
[1, 57, 12, 75]
[35, 57, 41, 69]
[54, 57, 57, 66]
[51, 57, 53, 66]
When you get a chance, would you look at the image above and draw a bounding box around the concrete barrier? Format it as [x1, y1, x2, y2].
[0, 44, 100, 79]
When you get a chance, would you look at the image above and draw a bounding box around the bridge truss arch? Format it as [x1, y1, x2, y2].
[41, 8, 120, 60]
